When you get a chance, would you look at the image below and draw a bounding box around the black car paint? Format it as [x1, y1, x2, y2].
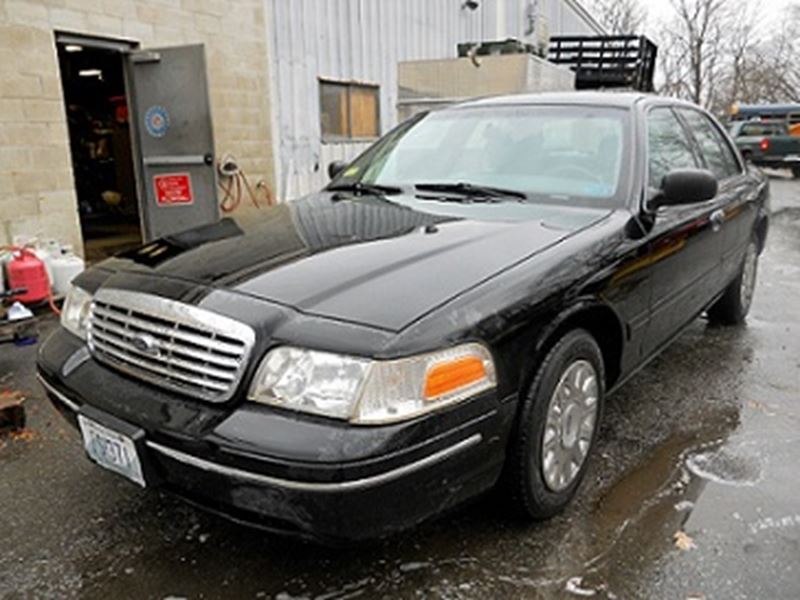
[37, 93, 769, 542]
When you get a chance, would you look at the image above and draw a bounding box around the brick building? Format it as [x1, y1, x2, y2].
[0, 0, 274, 258]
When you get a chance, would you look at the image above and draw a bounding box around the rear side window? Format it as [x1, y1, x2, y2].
[647, 108, 699, 189]
[678, 109, 741, 180]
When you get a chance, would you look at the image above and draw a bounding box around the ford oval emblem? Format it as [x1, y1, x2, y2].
[131, 333, 159, 356]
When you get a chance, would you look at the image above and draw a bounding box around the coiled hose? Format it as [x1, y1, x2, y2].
[217, 154, 274, 213]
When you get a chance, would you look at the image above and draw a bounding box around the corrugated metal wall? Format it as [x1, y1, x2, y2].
[267, 0, 604, 200]
[555, 0, 606, 34]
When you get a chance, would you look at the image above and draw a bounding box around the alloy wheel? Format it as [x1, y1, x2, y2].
[541, 359, 599, 492]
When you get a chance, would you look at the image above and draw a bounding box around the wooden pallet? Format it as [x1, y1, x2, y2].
[0, 316, 37, 345]
[0, 391, 25, 433]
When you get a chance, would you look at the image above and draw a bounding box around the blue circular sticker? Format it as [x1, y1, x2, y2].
[144, 105, 170, 138]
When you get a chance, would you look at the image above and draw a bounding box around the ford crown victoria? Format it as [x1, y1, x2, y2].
[38, 93, 769, 543]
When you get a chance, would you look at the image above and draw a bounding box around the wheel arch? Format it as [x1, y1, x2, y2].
[522, 301, 625, 396]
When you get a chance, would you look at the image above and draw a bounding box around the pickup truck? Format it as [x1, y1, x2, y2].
[730, 120, 800, 178]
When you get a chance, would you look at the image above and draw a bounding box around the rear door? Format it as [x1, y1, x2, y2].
[125, 44, 218, 242]
[675, 108, 756, 288]
[641, 106, 725, 357]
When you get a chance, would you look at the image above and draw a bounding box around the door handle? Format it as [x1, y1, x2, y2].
[710, 209, 725, 232]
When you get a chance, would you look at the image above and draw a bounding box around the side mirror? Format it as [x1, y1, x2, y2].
[327, 160, 348, 180]
[654, 169, 718, 208]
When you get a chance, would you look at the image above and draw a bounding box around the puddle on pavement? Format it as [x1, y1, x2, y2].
[685, 446, 762, 487]
[530, 413, 746, 598]
[416, 417, 752, 599]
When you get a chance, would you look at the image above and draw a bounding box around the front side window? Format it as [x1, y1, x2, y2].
[338, 105, 631, 208]
[677, 109, 741, 180]
[320, 80, 380, 141]
[647, 108, 699, 189]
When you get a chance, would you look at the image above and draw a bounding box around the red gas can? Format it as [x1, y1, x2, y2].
[7, 248, 50, 304]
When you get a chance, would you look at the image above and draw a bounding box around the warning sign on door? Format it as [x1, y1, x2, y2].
[153, 173, 193, 206]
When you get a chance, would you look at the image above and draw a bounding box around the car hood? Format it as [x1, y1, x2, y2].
[105, 193, 612, 331]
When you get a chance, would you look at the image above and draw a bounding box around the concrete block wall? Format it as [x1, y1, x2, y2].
[0, 0, 276, 252]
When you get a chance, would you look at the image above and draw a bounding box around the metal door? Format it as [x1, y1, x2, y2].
[125, 44, 218, 241]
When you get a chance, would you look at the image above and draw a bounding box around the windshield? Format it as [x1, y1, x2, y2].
[332, 104, 631, 208]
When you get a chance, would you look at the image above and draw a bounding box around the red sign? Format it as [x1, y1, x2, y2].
[153, 173, 193, 206]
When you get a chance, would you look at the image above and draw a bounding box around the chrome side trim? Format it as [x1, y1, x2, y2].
[146, 433, 483, 492]
[37, 374, 80, 412]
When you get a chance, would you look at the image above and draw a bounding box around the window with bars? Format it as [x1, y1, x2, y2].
[319, 79, 380, 142]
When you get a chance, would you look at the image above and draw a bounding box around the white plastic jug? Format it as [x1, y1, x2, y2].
[51, 250, 85, 297]
[36, 239, 61, 284]
[0, 250, 13, 295]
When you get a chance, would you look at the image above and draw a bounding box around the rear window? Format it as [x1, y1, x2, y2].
[739, 123, 783, 136]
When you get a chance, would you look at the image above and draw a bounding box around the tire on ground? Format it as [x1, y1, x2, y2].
[504, 328, 605, 520]
[708, 237, 759, 325]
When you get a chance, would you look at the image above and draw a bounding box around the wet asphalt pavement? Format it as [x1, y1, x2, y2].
[1, 175, 799, 600]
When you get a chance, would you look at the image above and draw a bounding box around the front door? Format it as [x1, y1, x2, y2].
[125, 44, 219, 241]
[641, 106, 726, 357]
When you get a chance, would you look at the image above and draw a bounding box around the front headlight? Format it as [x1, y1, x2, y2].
[248, 343, 496, 424]
[60, 285, 92, 340]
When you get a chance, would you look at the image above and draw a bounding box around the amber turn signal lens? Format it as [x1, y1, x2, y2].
[424, 356, 487, 400]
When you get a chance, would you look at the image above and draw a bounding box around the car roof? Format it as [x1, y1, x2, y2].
[450, 91, 698, 111]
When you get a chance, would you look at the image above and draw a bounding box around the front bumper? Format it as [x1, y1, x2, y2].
[38, 328, 515, 543]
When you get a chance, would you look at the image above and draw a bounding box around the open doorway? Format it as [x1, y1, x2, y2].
[55, 34, 141, 262]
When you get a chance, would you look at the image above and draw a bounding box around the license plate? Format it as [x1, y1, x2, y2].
[78, 415, 146, 487]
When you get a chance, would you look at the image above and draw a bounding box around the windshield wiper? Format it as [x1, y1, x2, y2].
[415, 182, 527, 201]
[327, 181, 402, 196]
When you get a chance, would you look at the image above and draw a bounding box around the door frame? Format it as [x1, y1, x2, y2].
[55, 31, 138, 53]
[54, 31, 142, 256]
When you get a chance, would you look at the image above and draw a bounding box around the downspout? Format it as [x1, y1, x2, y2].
[262, 0, 284, 202]
[496, 0, 506, 39]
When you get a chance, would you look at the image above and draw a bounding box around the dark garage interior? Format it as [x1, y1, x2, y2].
[56, 39, 142, 262]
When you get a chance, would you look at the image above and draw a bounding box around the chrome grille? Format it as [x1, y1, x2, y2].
[87, 289, 255, 402]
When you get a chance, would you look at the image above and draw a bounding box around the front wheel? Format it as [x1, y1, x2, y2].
[708, 238, 759, 325]
[505, 329, 605, 520]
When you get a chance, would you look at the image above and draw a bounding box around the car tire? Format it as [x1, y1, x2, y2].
[792, 166, 800, 179]
[505, 329, 605, 520]
[707, 237, 759, 325]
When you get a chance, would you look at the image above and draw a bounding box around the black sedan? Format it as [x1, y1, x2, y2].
[38, 92, 769, 543]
